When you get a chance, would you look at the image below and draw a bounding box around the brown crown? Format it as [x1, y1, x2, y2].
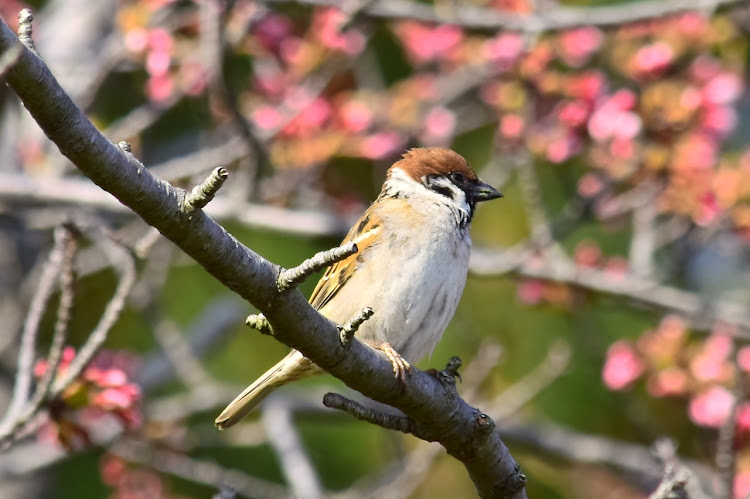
[388, 148, 477, 182]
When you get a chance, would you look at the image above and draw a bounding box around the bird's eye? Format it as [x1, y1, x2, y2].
[450, 172, 464, 183]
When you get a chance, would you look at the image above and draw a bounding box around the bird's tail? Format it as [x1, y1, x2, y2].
[215, 350, 319, 429]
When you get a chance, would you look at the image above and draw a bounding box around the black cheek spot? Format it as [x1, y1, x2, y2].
[432, 185, 455, 199]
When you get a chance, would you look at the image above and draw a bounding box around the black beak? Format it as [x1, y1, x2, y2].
[471, 180, 503, 202]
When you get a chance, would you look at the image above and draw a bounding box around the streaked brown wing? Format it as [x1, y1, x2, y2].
[308, 208, 383, 311]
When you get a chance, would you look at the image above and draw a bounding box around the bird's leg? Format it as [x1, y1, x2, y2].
[362, 340, 412, 384]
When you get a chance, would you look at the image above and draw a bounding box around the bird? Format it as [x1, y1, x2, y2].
[215, 147, 502, 429]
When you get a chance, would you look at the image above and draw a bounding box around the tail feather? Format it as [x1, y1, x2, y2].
[215, 350, 318, 429]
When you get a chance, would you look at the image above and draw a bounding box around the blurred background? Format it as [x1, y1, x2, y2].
[2, 0, 750, 497]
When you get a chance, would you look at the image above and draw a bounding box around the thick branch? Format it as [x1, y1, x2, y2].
[0, 17, 524, 498]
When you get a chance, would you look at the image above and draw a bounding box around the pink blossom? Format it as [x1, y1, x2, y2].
[279, 37, 306, 66]
[146, 50, 170, 77]
[146, 74, 174, 103]
[632, 42, 673, 75]
[253, 13, 293, 52]
[283, 98, 332, 136]
[690, 55, 721, 84]
[546, 135, 580, 163]
[124, 28, 149, 53]
[701, 105, 737, 138]
[647, 367, 688, 397]
[517, 279, 544, 305]
[147, 29, 173, 53]
[737, 346, 750, 373]
[339, 100, 373, 133]
[500, 114, 524, 139]
[577, 173, 604, 198]
[602, 340, 645, 390]
[566, 71, 606, 101]
[673, 134, 717, 171]
[252, 106, 283, 130]
[680, 86, 702, 111]
[557, 100, 590, 128]
[93, 388, 134, 410]
[483, 33, 524, 68]
[574, 241, 601, 267]
[736, 403, 750, 432]
[359, 132, 405, 159]
[424, 107, 456, 139]
[695, 191, 722, 227]
[677, 12, 708, 37]
[397, 22, 463, 64]
[180, 60, 209, 96]
[735, 472, 750, 499]
[603, 257, 629, 280]
[689, 386, 734, 427]
[702, 73, 743, 105]
[98, 369, 128, 388]
[588, 105, 641, 142]
[558, 27, 602, 67]
[610, 137, 635, 160]
[313, 7, 365, 55]
[705, 333, 733, 361]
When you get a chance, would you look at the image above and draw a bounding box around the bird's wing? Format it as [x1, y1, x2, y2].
[309, 208, 383, 311]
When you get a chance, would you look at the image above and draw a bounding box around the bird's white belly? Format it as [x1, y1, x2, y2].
[320, 229, 471, 363]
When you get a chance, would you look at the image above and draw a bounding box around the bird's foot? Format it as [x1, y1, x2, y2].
[364, 341, 412, 384]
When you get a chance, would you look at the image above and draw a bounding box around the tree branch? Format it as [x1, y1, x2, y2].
[0, 14, 525, 498]
[266, 0, 745, 31]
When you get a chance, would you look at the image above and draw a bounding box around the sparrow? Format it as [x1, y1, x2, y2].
[215, 148, 502, 429]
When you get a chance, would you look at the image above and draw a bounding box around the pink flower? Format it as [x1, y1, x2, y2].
[737, 346, 750, 373]
[339, 100, 373, 133]
[253, 13, 293, 52]
[701, 105, 737, 138]
[574, 241, 601, 267]
[690, 55, 721, 84]
[313, 7, 365, 55]
[146, 50, 170, 77]
[736, 403, 750, 432]
[517, 279, 544, 305]
[702, 73, 743, 105]
[647, 367, 688, 397]
[557, 100, 590, 128]
[677, 12, 708, 37]
[500, 114, 524, 139]
[735, 471, 750, 499]
[359, 132, 405, 159]
[689, 386, 734, 427]
[146, 74, 174, 103]
[694, 191, 722, 227]
[602, 340, 645, 390]
[632, 42, 673, 76]
[483, 33, 524, 69]
[147, 29, 173, 53]
[546, 135, 580, 163]
[558, 27, 602, 67]
[566, 71, 606, 102]
[588, 90, 641, 142]
[397, 22, 463, 64]
[124, 28, 149, 53]
[577, 173, 604, 198]
[252, 106, 283, 130]
[423, 107, 456, 140]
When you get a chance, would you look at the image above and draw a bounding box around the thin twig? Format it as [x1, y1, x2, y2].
[648, 465, 692, 499]
[17, 10, 38, 56]
[2, 225, 67, 427]
[323, 393, 416, 434]
[184, 167, 229, 213]
[52, 229, 137, 393]
[339, 307, 374, 345]
[277, 242, 358, 291]
[246, 313, 274, 335]
[262, 398, 324, 499]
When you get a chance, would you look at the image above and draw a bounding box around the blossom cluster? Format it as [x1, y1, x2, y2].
[35, 347, 141, 451]
[602, 317, 750, 497]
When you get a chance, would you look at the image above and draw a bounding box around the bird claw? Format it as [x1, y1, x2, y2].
[368, 341, 411, 384]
